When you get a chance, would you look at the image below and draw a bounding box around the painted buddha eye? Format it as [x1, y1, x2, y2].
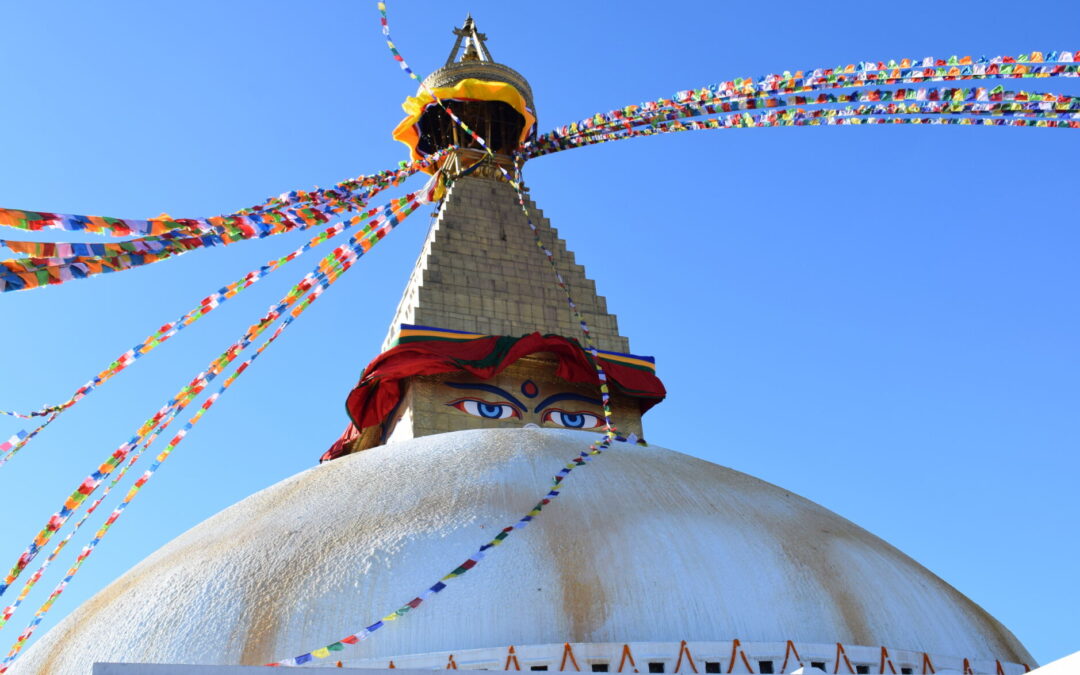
[542, 409, 602, 429]
[447, 398, 521, 420]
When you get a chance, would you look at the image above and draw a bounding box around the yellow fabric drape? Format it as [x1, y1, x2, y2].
[392, 78, 536, 168]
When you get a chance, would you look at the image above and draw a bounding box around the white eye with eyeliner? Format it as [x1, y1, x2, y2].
[448, 398, 520, 420]
[542, 409, 602, 429]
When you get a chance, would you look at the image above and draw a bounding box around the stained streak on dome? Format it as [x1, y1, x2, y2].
[14, 430, 1033, 673]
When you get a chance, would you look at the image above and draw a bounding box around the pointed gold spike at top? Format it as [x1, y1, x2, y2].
[446, 14, 492, 65]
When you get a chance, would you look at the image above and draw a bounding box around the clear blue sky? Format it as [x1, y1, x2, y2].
[1, 0, 1077, 667]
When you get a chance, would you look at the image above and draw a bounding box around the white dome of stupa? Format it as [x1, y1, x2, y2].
[13, 429, 1032, 674]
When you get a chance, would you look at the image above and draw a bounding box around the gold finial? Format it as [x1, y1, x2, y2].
[446, 14, 492, 65]
[462, 41, 481, 62]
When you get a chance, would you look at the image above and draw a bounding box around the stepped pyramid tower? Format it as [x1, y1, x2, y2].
[383, 14, 625, 355]
[14, 17, 1036, 675]
[383, 181, 627, 354]
[334, 17, 657, 453]
[380, 23, 625, 351]
[368, 175, 650, 447]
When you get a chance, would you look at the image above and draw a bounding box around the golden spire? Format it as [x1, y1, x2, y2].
[446, 14, 492, 64]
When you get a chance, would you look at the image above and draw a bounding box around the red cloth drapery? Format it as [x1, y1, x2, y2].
[321, 333, 665, 462]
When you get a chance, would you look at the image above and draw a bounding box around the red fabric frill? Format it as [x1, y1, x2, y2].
[321, 333, 665, 462]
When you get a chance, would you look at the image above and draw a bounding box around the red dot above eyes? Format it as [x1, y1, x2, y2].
[521, 380, 539, 398]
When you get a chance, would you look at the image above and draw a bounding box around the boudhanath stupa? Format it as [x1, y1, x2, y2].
[13, 18, 1036, 675]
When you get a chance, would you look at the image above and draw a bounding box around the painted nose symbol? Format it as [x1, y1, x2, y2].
[523, 423, 540, 429]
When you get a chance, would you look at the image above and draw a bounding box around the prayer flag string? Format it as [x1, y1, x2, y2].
[0, 159, 446, 468]
[0, 209, 368, 464]
[0, 153, 441, 292]
[526, 101, 1078, 161]
[529, 96, 1079, 158]
[532, 86, 1080, 154]
[377, 3, 511, 164]
[0, 193, 427, 602]
[0, 155, 437, 239]
[266, 432, 628, 667]
[0, 402, 175, 631]
[0, 196, 423, 666]
[526, 52, 1080, 156]
[378, 0, 618, 439]
[263, 10, 1080, 668]
[2, 3, 1075, 665]
[256, 6, 625, 667]
[0, 415, 58, 469]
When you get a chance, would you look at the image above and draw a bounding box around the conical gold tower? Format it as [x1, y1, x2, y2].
[371, 17, 648, 448]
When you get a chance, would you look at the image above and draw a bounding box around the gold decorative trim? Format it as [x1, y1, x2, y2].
[421, 61, 535, 115]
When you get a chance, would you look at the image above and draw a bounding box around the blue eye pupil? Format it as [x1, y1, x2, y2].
[561, 413, 584, 428]
[478, 402, 503, 418]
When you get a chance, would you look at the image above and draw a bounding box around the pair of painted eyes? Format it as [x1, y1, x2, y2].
[448, 399, 602, 429]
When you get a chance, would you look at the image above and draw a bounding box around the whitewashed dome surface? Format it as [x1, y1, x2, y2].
[14, 429, 1032, 673]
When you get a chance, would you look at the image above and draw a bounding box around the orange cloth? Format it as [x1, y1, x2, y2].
[392, 78, 536, 169]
